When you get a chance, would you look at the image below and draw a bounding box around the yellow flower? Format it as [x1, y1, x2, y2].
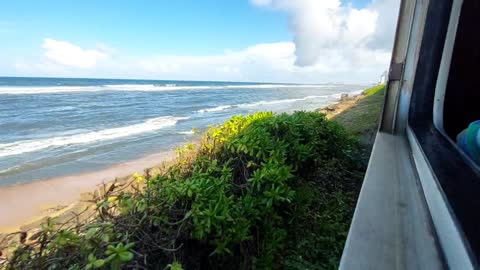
[107, 196, 118, 203]
[133, 172, 145, 183]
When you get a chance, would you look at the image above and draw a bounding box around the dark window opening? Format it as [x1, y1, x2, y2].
[409, 0, 480, 264]
[443, 0, 480, 140]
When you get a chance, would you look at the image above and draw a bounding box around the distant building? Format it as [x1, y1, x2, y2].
[379, 70, 388, 84]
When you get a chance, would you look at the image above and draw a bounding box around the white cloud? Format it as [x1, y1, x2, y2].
[13, 39, 390, 83]
[251, 0, 400, 71]
[366, 0, 401, 50]
[135, 42, 296, 82]
[131, 41, 389, 83]
[42, 38, 107, 68]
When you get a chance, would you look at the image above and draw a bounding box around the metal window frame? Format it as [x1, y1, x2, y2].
[381, 0, 480, 267]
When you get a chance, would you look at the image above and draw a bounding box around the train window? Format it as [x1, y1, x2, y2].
[409, 0, 480, 264]
[434, 0, 480, 168]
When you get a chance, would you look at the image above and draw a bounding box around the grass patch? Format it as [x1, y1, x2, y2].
[332, 85, 385, 142]
[2, 111, 368, 270]
[362, 84, 385, 97]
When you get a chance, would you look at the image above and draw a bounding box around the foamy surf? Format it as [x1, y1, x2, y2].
[197, 105, 234, 113]
[239, 95, 330, 107]
[178, 130, 195, 135]
[0, 116, 189, 158]
[196, 95, 332, 113]
[0, 84, 327, 94]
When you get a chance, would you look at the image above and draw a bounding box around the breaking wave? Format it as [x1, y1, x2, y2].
[0, 116, 189, 158]
[196, 94, 334, 113]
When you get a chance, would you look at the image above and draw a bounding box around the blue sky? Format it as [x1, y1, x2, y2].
[1, 1, 290, 55]
[0, 0, 399, 83]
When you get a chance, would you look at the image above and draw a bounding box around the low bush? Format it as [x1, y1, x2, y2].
[3, 111, 366, 270]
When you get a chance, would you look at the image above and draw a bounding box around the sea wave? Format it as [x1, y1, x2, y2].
[0, 116, 189, 158]
[349, 89, 365, 96]
[177, 130, 195, 135]
[239, 95, 330, 107]
[196, 95, 333, 113]
[0, 84, 328, 94]
[197, 105, 234, 113]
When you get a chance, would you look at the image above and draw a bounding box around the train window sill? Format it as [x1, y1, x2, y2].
[340, 132, 444, 270]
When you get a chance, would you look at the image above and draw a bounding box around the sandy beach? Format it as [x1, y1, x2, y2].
[0, 150, 176, 233]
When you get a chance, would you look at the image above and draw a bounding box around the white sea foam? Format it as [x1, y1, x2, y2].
[331, 93, 343, 99]
[0, 116, 189, 158]
[328, 89, 364, 100]
[196, 95, 331, 113]
[197, 105, 234, 113]
[223, 84, 324, 89]
[238, 95, 329, 107]
[178, 130, 195, 135]
[349, 89, 365, 96]
[0, 84, 328, 94]
[0, 167, 15, 175]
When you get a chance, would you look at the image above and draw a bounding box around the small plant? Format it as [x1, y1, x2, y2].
[85, 254, 105, 269]
[103, 242, 135, 269]
[167, 261, 184, 270]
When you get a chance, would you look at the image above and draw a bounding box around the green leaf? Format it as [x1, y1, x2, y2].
[100, 232, 110, 243]
[88, 253, 95, 262]
[68, 264, 81, 270]
[85, 228, 98, 240]
[119, 251, 134, 262]
[170, 261, 184, 270]
[105, 254, 116, 262]
[124, 242, 135, 250]
[93, 259, 105, 268]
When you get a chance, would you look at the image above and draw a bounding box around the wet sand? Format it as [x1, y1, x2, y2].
[0, 150, 176, 233]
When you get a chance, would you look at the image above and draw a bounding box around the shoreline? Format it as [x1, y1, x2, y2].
[0, 150, 176, 233]
[0, 91, 365, 235]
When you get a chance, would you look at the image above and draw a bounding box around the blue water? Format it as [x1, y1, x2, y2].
[0, 77, 368, 186]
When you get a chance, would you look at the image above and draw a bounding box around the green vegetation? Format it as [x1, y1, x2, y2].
[3, 111, 370, 270]
[333, 85, 385, 144]
[362, 84, 385, 97]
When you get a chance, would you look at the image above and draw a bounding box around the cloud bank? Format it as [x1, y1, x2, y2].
[12, 0, 400, 83]
[251, 0, 399, 67]
[43, 38, 107, 68]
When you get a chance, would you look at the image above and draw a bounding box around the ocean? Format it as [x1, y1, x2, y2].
[0, 77, 368, 186]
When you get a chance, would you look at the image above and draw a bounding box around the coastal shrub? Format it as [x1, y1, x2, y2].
[2, 111, 366, 270]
